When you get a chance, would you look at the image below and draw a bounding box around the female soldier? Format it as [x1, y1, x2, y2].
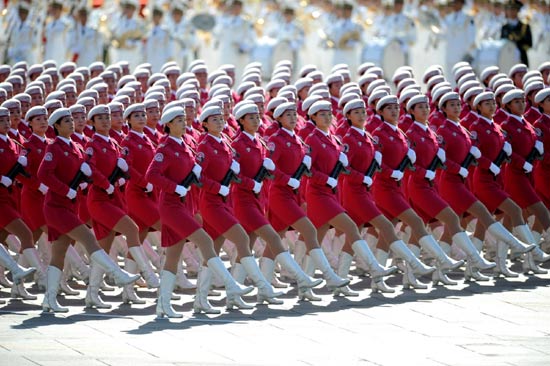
[304, 100, 397, 293]
[120, 103, 163, 304]
[436, 92, 536, 278]
[371, 95, 463, 289]
[405, 95, 495, 285]
[37, 108, 139, 313]
[85, 105, 159, 309]
[146, 106, 253, 317]
[0, 106, 37, 303]
[340, 98, 435, 294]
[231, 101, 345, 305]
[196, 105, 286, 310]
[499, 89, 550, 273]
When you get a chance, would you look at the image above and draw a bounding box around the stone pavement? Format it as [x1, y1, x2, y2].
[2, 263, 550, 366]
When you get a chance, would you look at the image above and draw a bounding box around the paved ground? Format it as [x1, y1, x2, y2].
[2, 261, 550, 366]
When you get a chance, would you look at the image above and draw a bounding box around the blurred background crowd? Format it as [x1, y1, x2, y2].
[0, 0, 549, 83]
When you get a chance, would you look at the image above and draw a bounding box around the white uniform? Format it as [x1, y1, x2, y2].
[529, 10, 550, 68]
[109, 13, 144, 70]
[376, 11, 416, 64]
[6, 17, 37, 64]
[213, 13, 256, 79]
[43, 16, 72, 64]
[144, 24, 173, 73]
[328, 17, 363, 72]
[264, 18, 305, 70]
[68, 22, 104, 67]
[167, 17, 198, 70]
[440, 9, 476, 79]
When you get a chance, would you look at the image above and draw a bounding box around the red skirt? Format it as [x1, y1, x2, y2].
[43, 197, 83, 241]
[472, 169, 509, 213]
[305, 185, 345, 228]
[342, 185, 382, 227]
[503, 167, 541, 209]
[20, 187, 46, 231]
[199, 192, 239, 240]
[268, 185, 306, 232]
[407, 179, 449, 222]
[159, 193, 201, 247]
[438, 173, 478, 216]
[0, 191, 20, 229]
[372, 181, 410, 220]
[126, 184, 160, 231]
[232, 190, 269, 234]
[87, 188, 127, 240]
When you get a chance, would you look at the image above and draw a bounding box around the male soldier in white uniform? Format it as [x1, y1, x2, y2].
[43, 1, 71, 64]
[109, 0, 144, 70]
[68, 7, 105, 67]
[6, 3, 38, 64]
[328, 1, 363, 73]
[440, 0, 476, 79]
[213, 0, 256, 80]
[167, 2, 199, 71]
[376, 0, 417, 65]
[144, 7, 173, 73]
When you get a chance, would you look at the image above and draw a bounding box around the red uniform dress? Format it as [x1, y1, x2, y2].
[533, 114, 550, 207]
[341, 126, 383, 226]
[145, 137, 201, 247]
[298, 120, 315, 141]
[183, 127, 201, 215]
[109, 129, 126, 145]
[18, 120, 32, 140]
[0, 134, 23, 229]
[20, 134, 50, 231]
[398, 113, 414, 133]
[71, 132, 91, 223]
[470, 116, 510, 212]
[371, 122, 412, 219]
[493, 108, 509, 125]
[436, 119, 478, 215]
[230, 132, 270, 233]
[266, 128, 308, 231]
[501, 114, 542, 208]
[197, 134, 240, 239]
[304, 129, 346, 228]
[406, 122, 449, 222]
[85, 134, 128, 240]
[366, 114, 383, 134]
[121, 130, 160, 231]
[524, 105, 542, 125]
[460, 110, 479, 131]
[428, 109, 446, 130]
[144, 125, 161, 147]
[37, 137, 86, 241]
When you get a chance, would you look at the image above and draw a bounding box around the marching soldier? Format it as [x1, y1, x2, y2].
[501, 0, 533, 66]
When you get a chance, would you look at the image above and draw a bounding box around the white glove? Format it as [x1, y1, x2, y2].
[302, 155, 312, 170]
[458, 167, 469, 178]
[436, 148, 446, 163]
[407, 149, 417, 164]
[80, 162, 92, 176]
[363, 175, 373, 187]
[66, 188, 77, 200]
[145, 183, 154, 192]
[391, 170, 404, 181]
[339, 152, 349, 167]
[0, 176, 12, 187]
[17, 156, 27, 167]
[218, 185, 230, 197]
[253, 181, 263, 194]
[175, 185, 188, 197]
[287, 177, 300, 190]
[263, 158, 275, 171]
[535, 140, 544, 155]
[230, 160, 240, 174]
[38, 183, 49, 194]
[117, 177, 126, 187]
[117, 158, 129, 172]
[374, 151, 382, 166]
[469, 146, 481, 159]
[425, 170, 436, 181]
[79, 182, 88, 190]
[503, 141, 512, 156]
[489, 163, 500, 176]
[523, 161, 533, 173]
[326, 177, 338, 188]
[105, 184, 115, 195]
[192, 164, 202, 178]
